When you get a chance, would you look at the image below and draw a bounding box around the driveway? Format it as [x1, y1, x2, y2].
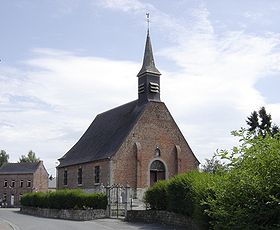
[0, 208, 179, 230]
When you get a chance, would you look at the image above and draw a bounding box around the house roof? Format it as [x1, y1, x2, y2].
[58, 100, 147, 167]
[0, 162, 40, 174]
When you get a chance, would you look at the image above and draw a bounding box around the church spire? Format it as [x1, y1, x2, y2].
[137, 30, 161, 77]
[137, 18, 161, 104]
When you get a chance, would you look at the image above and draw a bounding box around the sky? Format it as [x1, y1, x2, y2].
[1, 0, 280, 177]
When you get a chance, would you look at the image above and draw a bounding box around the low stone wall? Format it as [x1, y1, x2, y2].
[126, 210, 200, 230]
[20, 206, 106, 221]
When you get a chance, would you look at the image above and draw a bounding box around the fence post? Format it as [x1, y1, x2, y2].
[105, 185, 111, 217]
[125, 184, 130, 218]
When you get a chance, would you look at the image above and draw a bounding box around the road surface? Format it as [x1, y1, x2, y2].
[0, 208, 180, 230]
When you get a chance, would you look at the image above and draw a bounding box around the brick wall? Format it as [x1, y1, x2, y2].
[0, 174, 33, 207]
[34, 161, 49, 192]
[111, 101, 199, 190]
[57, 160, 110, 190]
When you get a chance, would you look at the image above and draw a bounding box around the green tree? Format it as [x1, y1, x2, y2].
[206, 130, 280, 229]
[0, 150, 9, 167]
[246, 110, 259, 133]
[246, 107, 279, 137]
[201, 154, 227, 174]
[18, 150, 40, 163]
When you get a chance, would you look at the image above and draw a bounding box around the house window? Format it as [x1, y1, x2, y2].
[27, 180, 31, 187]
[63, 169, 68, 186]
[20, 180, 23, 188]
[78, 168, 82, 185]
[11, 180, 15, 187]
[4, 180, 7, 187]
[94, 166, 100, 184]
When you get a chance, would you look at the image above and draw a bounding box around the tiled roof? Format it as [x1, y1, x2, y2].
[58, 100, 147, 167]
[0, 162, 40, 174]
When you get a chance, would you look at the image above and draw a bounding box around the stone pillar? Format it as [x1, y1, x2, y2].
[175, 145, 181, 173]
[134, 142, 142, 198]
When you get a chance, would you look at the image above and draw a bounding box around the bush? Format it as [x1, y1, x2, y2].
[144, 180, 168, 210]
[83, 192, 108, 209]
[206, 133, 280, 229]
[144, 171, 216, 229]
[20, 189, 107, 210]
[167, 171, 215, 230]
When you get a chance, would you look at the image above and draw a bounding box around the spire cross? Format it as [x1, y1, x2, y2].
[146, 13, 150, 32]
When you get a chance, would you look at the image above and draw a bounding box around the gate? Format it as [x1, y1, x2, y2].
[106, 184, 130, 218]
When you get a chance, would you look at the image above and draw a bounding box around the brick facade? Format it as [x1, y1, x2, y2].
[0, 161, 48, 207]
[110, 101, 198, 196]
[57, 160, 110, 191]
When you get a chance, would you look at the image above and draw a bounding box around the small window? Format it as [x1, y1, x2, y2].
[63, 169, 68, 186]
[155, 147, 161, 157]
[4, 180, 8, 187]
[20, 180, 23, 188]
[78, 167, 82, 185]
[11, 180, 15, 187]
[27, 180, 31, 187]
[94, 166, 100, 184]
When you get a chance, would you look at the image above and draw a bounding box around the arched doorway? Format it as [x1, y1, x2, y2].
[150, 160, 166, 186]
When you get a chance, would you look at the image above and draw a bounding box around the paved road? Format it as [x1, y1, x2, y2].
[0, 208, 179, 230]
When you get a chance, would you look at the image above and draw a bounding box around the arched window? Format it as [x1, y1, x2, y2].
[150, 160, 166, 186]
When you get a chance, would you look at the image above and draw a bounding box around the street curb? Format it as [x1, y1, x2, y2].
[0, 217, 20, 230]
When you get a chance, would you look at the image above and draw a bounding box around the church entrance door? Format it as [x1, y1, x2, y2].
[150, 160, 166, 186]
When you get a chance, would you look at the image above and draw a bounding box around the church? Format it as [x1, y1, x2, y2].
[57, 30, 199, 198]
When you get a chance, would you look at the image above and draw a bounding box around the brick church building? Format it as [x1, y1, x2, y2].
[57, 31, 199, 197]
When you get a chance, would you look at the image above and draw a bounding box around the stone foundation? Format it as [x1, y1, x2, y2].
[20, 206, 106, 221]
[126, 210, 200, 230]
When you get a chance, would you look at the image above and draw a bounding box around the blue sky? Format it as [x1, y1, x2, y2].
[1, 0, 280, 176]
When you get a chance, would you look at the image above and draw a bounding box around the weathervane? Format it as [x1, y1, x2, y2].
[146, 13, 150, 32]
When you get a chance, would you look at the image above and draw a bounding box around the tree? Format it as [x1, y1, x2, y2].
[246, 107, 279, 137]
[18, 150, 40, 163]
[206, 130, 280, 229]
[246, 110, 259, 133]
[201, 154, 227, 174]
[0, 150, 9, 167]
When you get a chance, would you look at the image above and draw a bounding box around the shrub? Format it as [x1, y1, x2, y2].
[83, 192, 108, 209]
[167, 171, 215, 217]
[144, 180, 168, 210]
[144, 171, 216, 229]
[206, 133, 280, 229]
[20, 189, 107, 210]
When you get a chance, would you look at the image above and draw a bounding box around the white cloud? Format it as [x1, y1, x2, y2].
[0, 51, 140, 175]
[1, 1, 280, 175]
[99, 0, 149, 12]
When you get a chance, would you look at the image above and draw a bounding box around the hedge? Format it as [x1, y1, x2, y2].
[20, 189, 107, 210]
[144, 180, 168, 210]
[144, 171, 216, 229]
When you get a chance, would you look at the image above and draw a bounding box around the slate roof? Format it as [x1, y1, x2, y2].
[58, 100, 147, 168]
[137, 31, 161, 77]
[0, 162, 40, 174]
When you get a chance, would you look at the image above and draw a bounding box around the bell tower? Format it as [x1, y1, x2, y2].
[137, 30, 161, 105]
